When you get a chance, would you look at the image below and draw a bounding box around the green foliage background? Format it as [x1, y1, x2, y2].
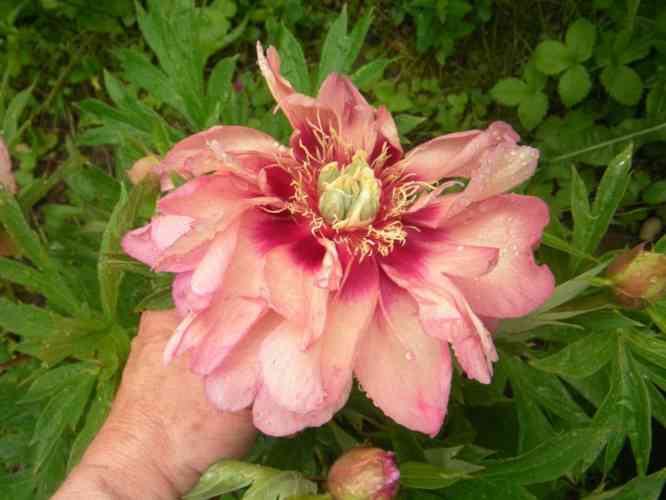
[1, 0, 666, 499]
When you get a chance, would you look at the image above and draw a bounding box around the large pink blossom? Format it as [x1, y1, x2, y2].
[122, 43, 555, 437]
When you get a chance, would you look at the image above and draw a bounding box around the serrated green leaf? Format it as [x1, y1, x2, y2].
[583, 469, 666, 500]
[22, 362, 98, 403]
[32, 369, 97, 472]
[279, 24, 310, 94]
[593, 338, 652, 475]
[491, 78, 529, 106]
[2, 86, 33, 147]
[243, 471, 317, 500]
[351, 58, 392, 90]
[184, 460, 271, 500]
[66, 378, 117, 471]
[601, 65, 643, 106]
[566, 18, 596, 62]
[344, 9, 374, 73]
[317, 6, 350, 88]
[531, 331, 615, 378]
[0, 190, 52, 271]
[441, 479, 537, 500]
[518, 91, 548, 130]
[98, 177, 159, 321]
[535, 40, 574, 75]
[482, 427, 609, 484]
[559, 65, 591, 107]
[400, 461, 478, 490]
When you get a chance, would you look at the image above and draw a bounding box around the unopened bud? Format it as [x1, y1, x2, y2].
[127, 155, 160, 184]
[606, 244, 666, 308]
[640, 216, 663, 242]
[327, 447, 399, 500]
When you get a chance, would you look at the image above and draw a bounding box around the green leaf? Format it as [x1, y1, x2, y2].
[395, 114, 427, 137]
[482, 427, 609, 484]
[517, 91, 548, 130]
[559, 65, 592, 107]
[2, 86, 33, 147]
[642, 180, 666, 205]
[279, 24, 310, 94]
[317, 6, 350, 88]
[491, 78, 529, 106]
[207, 55, 238, 109]
[571, 166, 593, 252]
[535, 40, 574, 75]
[583, 469, 666, 500]
[0, 189, 52, 271]
[243, 471, 317, 500]
[344, 8, 374, 73]
[601, 65, 643, 106]
[98, 177, 159, 321]
[32, 368, 97, 472]
[566, 18, 596, 62]
[399, 461, 478, 490]
[67, 378, 117, 470]
[0, 257, 80, 315]
[441, 479, 537, 500]
[22, 362, 99, 403]
[351, 58, 392, 90]
[531, 331, 615, 379]
[184, 460, 272, 500]
[593, 337, 652, 475]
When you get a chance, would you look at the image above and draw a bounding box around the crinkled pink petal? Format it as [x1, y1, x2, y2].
[205, 312, 282, 411]
[172, 272, 212, 316]
[443, 194, 555, 317]
[381, 264, 497, 384]
[263, 238, 332, 348]
[189, 296, 267, 375]
[252, 383, 345, 437]
[190, 221, 240, 296]
[121, 224, 160, 267]
[150, 215, 195, 250]
[354, 278, 452, 436]
[259, 321, 326, 414]
[157, 125, 285, 188]
[0, 138, 16, 194]
[402, 121, 519, 182]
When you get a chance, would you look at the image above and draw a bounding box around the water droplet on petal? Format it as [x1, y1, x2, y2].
[405, 351, 415, 361]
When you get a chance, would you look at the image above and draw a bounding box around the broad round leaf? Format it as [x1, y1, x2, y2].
[601, 65, 643, 106]
[565, 18, 596, 62]
[558, 64, 592, 107]
[535, 40, 574, 75]
[518, 91, 549, 130]
[491, 78, 529, 106]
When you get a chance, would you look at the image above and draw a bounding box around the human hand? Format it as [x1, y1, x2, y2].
[53, 309, 257, 500]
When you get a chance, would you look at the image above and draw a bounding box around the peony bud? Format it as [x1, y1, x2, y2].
[327, 447, 399, 500]
[606, 244, 666, 308]
[126, 155, 160, 184]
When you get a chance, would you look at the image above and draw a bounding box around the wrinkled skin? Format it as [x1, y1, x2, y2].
[123, 43, 555, 437]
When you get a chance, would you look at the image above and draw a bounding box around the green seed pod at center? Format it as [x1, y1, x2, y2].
[317, 151, 381, 229]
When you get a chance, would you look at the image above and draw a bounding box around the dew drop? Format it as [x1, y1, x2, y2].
[405, 351, 415, 361]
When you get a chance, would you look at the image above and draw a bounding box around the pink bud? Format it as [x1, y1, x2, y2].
[127, 155, 161, 185]
[607, 243, 666, 308]
[327, 447, 399, 500]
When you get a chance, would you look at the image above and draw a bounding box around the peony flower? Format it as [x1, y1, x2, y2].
[327, 447, 399, 500]
[122, 42, 554, 437]
[0, 138, 16, 194]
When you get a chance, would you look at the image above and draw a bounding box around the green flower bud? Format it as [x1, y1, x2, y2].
[318, 152, 381, 229]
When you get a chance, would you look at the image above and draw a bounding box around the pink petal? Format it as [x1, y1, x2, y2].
[150, 215, 194, 250]
[381, 264, 498, 385]
[354, 278, 452, 436]
[443, 194, 555, 317]
[189, 296, 267, 375]
[0, 139, 16, 194]
[402, 121, 519, 182]
[121, 224, 160, 267]
[190, 221, 240, 296]
[252, 384, 344, 437]
[158, 125, 285, 188]
[205, 312, 282, 411]
[259, 321, 326, 414]
[263, 238, 332, 347]
[172, 272, 212, 316]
